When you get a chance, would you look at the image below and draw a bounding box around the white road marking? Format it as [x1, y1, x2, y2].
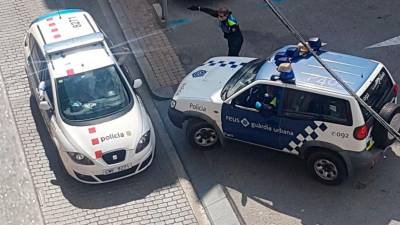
[366, 35, 400, 49]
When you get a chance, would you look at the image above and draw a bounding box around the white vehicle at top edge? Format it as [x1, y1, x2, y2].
[169, 39, 400, 185]
[24, 9, 155, 183]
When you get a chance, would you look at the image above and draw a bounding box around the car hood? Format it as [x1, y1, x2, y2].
[60, 104, 145, 158]
[174, 56, 256, 101]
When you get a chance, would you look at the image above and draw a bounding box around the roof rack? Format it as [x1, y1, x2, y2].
[43, 32, 104, 56]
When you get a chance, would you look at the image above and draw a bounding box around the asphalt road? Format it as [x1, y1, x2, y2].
[158, 0, 400, 224]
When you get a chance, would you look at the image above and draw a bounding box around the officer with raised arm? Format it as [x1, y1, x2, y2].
[187, 6, 244, 56]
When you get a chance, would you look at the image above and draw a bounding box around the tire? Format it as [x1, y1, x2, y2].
[186, 119, 219, 150]
[373, 103, 400, 148]
[307, 151, 348, 185]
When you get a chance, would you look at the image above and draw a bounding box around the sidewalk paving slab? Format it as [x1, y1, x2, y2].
[110, 0, 186, 99]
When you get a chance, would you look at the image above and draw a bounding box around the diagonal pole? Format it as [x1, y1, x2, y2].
[263, 0, 400, 142]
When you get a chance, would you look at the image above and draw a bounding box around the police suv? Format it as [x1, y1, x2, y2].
[24, 9, 155, 183]
[169, 38, 400, 185]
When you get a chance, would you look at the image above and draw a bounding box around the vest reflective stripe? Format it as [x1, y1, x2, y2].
[227, 15, 238, 27]
[270, 97, 277, 107]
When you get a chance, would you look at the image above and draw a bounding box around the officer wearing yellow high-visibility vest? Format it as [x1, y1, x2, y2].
[187, 6, 244, 56]
[255, 86, 278, 112]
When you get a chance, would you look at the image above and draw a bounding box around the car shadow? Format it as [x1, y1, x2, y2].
[158, 97, 400, 225]
[30, 95, 177, 209]
[206, 140, 400, 225]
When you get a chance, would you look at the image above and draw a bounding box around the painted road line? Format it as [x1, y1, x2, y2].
[366, 35, 400, 49]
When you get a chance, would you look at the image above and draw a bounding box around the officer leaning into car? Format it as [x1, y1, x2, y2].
[188, 5, 244, 56]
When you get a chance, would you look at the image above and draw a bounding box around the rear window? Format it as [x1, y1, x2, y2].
[360, 68, 393, 120]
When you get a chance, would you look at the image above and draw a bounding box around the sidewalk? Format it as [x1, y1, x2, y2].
[0, 69, 44, 225]
[109, 0, 186, 99]
[109, 1, 242, 225]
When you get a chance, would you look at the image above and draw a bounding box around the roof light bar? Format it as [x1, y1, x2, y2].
[44, 32, 104, 56]
[264, 0, 400, 142]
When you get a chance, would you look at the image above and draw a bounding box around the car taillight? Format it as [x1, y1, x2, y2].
[354, 124, 369, 140]
[393, 83, 398, 96]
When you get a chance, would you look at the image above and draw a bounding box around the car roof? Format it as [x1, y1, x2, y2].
[32, 9, 99, 45]
[256, 45, 380, 95]
[30, 9, 114, 79]
[50, 45, 114, 79]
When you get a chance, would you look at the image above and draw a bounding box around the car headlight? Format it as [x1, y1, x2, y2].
[67, 152, 94, 165]
[170, 100, 176, 108]
[136, 130, 151, 153]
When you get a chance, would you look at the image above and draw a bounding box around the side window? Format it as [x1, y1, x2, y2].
[282, 89, 320, 119]
[233, 84, 281, 111]
[282, 88, 352, 125]
[319, 96, 351, 125]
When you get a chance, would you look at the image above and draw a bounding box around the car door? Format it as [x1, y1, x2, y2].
[221, 83, 283, 149]
[28, 36, 55, 130]
[26, 34, 40, 100]
[279, 88, 327, 153]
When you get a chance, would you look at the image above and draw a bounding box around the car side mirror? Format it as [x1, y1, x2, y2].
[39, 100, 51, 111]
[133, 79, 143, 89]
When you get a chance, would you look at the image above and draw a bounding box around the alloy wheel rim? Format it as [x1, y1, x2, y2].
[194, 128, 218, 147]
[314, 159, 338, 181]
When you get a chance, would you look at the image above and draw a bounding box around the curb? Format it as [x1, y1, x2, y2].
[107, 1, 243, 225]
[0, 63, 45, 225]
[105, 1, 210, 225]
[108, 0, 174, 100]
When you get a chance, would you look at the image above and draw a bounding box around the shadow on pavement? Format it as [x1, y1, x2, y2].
[157, 99, 400, 225]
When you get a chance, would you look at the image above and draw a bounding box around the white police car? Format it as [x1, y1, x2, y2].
[24, 9, 155, 183]
[169, 38, 400, 185]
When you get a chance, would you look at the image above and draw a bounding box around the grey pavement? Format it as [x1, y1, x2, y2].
[158, 0, 400, 225]
[0, 0, 204, 224]
[0, 57, 43, 225]
[109, 0, 186, 99]
[110, 0, 243, 224]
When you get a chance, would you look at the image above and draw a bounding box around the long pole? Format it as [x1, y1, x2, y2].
[263, 0, 400, 142]
[161, 0, 168, 22]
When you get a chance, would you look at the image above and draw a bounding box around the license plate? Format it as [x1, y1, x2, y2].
[103, 162, 134, 175]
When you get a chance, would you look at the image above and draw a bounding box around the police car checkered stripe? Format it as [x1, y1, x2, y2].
[282, 121, 327, 154]
[203, 60, 247, 69]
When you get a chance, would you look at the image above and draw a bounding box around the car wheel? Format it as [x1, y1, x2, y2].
[307, 151, 348, 185]
[186, 119, 219, 150]
[373, 103, 400, 148]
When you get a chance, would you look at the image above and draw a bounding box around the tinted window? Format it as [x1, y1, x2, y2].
[283, 88, 352, 125]
[233, 84, 281, 111]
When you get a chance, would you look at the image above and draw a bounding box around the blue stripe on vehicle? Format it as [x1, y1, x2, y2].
[31, 9, 83, 24]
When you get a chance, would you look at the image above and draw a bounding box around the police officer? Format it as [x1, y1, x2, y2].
[187, 6, 243, 56]
[255, 86, 278, 113]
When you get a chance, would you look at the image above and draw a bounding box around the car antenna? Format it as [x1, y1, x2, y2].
[263, 0, 400, 142]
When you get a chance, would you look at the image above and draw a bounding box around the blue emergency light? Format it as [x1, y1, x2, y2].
[275, 56, 289, 66]
[308, 37, 322, 51]
[286, 47, 299, 59]
[277, 63, 295, 84]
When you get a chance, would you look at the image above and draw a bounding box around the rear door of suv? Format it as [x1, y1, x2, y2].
[278, 88, 353, 153]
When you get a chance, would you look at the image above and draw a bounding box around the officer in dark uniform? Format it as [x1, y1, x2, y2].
[188, 6, 244, 56]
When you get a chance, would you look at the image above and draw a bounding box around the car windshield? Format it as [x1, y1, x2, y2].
[56, 65, 131, 122]
[221, 59, 265, 100]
